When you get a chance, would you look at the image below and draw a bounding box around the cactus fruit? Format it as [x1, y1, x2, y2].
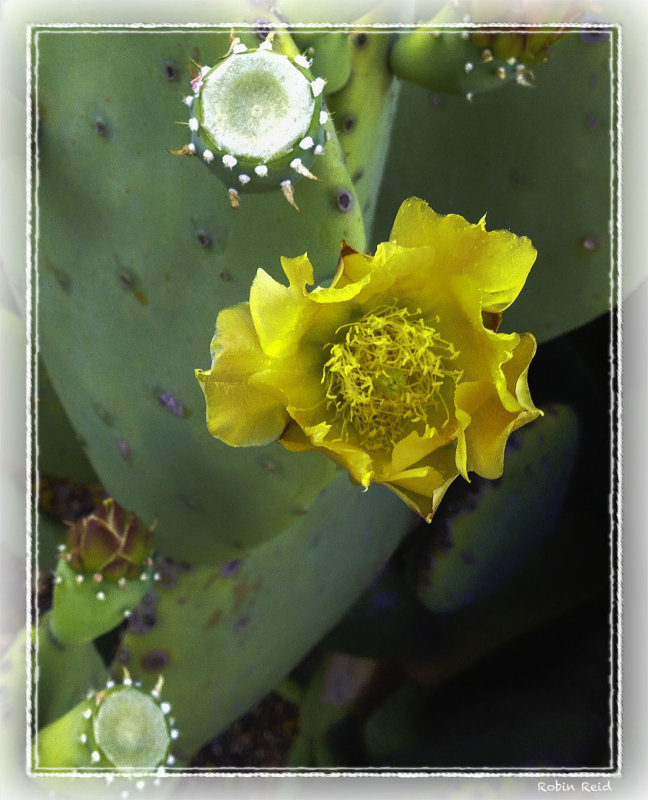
[175, 34, 328, 210]
[62, 498, 154, 580]
[389, 26, 536, 98]
[35, 669, 178, 769]
[48, 499, 156, 645]
[388, 0, 582, 99]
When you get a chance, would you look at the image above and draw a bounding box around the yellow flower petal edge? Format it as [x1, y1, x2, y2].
[195, 197, 542, 521]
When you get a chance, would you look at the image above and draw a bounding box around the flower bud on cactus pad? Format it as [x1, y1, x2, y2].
[175, 35, 327, 209]
[64, 497, 154, 581]
[48, 500, 157, 645]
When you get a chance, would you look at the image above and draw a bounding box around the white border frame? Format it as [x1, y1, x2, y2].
[17, 15, 624, 794]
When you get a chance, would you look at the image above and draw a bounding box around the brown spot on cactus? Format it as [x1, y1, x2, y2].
[254, 19, 272, 40]
[140, 649, 171, 672]
[510, 170, 523, 187]
[220, 559, 242, 578]
[118, 269, 148, 305]
[341, 114, 357, 133]
[196, 230, 211, 248]
[155, 556, 194, 589]
[219, 270, 231, 281]
[163, 59, 179, 81]
[233, 578, 263, 610]
[354, 32, 369, 48]
[203, 610, 223, 629]
[178, 493, 200, 510]
[48, 263, 70, 292]
[235, 616, 250, 633]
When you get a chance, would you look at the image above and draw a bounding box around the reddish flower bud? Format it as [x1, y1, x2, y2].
[64, 499, 154, 581]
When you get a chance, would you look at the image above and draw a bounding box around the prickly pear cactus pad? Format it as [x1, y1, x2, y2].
[34, 27, 367, 564]
[196, 197, 541, 521]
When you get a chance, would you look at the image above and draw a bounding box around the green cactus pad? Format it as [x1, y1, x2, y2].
[117, 475, 412, 759]
[35, 614, 109, 729]
[412, 404, 579, 614]
[325, 26, 400, 237]
[291, 31, 353, 95]
[37, 357, 99, 486]
[35, 28, 366, 564]
[49, 558, 154, 645]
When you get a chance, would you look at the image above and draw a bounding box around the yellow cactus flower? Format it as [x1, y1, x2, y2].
[195, 197, 541, 521]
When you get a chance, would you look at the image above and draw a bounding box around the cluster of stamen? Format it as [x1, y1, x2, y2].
[322, 304, 462, 450]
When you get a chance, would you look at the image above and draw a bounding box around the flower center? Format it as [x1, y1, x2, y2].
[322, 304, 462, 450]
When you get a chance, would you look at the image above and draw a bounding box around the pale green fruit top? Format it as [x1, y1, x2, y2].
[92, 686, 170, 768]
[201, 49, 315, 162]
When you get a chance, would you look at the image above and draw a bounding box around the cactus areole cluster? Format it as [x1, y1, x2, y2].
[181, 37, 327, 208]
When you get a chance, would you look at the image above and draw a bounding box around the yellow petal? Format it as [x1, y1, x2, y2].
[386, 472, 458, 523]
[196, 370, 288, 447]
[391, 429, 450, 474]
[502, 331, 539, 414]
[207, 302, 265, 378]
[249, 267, 314, 358]
[330, 245, 374, 289]
[196, 302, 289, 446]
[280, 253, 315, 290]
[389, 197, 537, 313]
[280, 419, 330, 452]
[280, 425, 374, 488]
[454, 375, 540, 479]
